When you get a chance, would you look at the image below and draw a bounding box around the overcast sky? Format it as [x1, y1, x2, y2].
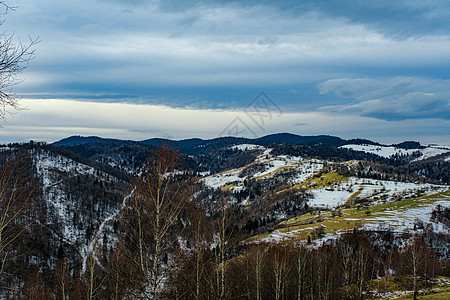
[1, 0, 449, 144]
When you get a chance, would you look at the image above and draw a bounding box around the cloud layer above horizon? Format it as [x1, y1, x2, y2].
[1, 0, 449, 143]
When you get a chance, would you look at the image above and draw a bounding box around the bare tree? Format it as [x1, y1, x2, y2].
[404, 234, 428, 300]
[213, 195, 233, 300]
[355, 243, 372, 300]
[0, 157, 34, 281]
[245, 244, 266, 300]
[84, 249, 106, 300]
[270, 245, 290, 300]
[190, 207, 211, 300]
[339, 233, 375, 300]
[316, 247, 333, 300]
[295, 245, 307, 300]
[339, 241, 354, 300]
[0, 1, 37, 121]
[56, 258, 69, 300]
[130, 144, 194, 299]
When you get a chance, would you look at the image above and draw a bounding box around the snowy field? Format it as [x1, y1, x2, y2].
[341, 144, 450, 161]
[201, 144, 322, 190]
[364, 199, 450, 234]
[202, 144, 448, 208]
[230, 144, 265, 151]
[202, 144, 450, 246]
[255, 189, 450, 245]
[340, 144, 417, 158]
[412, 147, 450, 162]
[309, 178, 446, 209]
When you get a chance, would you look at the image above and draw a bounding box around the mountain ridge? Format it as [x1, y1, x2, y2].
[52, 133, 387, 149]
[51, 133, 431, 158]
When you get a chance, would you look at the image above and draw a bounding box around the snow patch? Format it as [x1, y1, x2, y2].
[341, 144, 450, 161]
[308, 177, 446, 209]
[412, 147, 450, 162]
[340, 144, 417, 158]
[230, 144, 265, 151]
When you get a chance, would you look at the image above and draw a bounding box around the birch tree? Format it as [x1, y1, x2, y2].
[295, 245, 307, 300]
[213, 196, 233, 300]
[270, 245, 290, 300]
[245, 244, 266, 300]
[130, 145, 194, 299]
[405, 235, 427, 300]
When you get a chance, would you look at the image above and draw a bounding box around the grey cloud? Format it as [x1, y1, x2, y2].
[319, 77, 450, 120]
[318, 77, 432, 101]
[158, 0, 450, 39]
[258, 36, 279, 45]
[7, 0, 450, 112]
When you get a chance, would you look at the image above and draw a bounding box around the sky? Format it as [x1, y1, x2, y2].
[0, 0, 449, 144]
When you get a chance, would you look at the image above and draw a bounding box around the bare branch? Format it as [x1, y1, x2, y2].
[0, 3, 38, 121]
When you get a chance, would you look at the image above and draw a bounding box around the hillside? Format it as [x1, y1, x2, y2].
[52, 133, 362, 155]
[0, 136, 449, 299]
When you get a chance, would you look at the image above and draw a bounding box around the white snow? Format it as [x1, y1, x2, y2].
[202, 144, 447, 202]
[258, 196, 450, 245]
[308, 189, 353, 208]
[412, 147, 450, 162]
[82, 190, 132, 272]
[33, 150, 98, 244]
[430, 144, 450, 150]
[200, 152, 321, 192]
[31, 149, 125, 274]
[251, 154, 306, 178]
[230, 144, 265, 151]
[340, 144, 417, 158]
[308, 177, 445, 209]
[341, 144, 450, 161]
[201, 168, 243, 189]
[363, 199, 450, 234]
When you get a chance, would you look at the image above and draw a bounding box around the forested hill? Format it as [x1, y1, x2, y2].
[52, 133, 423, 156]
[0, 136, 449, 298]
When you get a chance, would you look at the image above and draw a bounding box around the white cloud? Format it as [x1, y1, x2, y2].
[0, 99, 448, 145]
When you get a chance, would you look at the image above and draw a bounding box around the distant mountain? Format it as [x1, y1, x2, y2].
[140, 137, 203, 148]
[53, 136, 138, 158]
[53, 133, 426, 159]
[53, 135, 135, 147]
[54, 133, 351, 155]
[139, 136, 250, 154]
[254, 133, 345, 146]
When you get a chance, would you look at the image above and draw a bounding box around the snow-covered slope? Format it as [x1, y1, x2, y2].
[230, 144, 265, 151]
[31, 148, 126, 270]
[340, 144, 417, 158]
[411, 147, 450, 162]
[308, 178, 444, 209]
[341, 144, 450, 161]
[201, 144, 447, 210]
[201, 145, 321, 191]
[257, 190, 450, 244]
